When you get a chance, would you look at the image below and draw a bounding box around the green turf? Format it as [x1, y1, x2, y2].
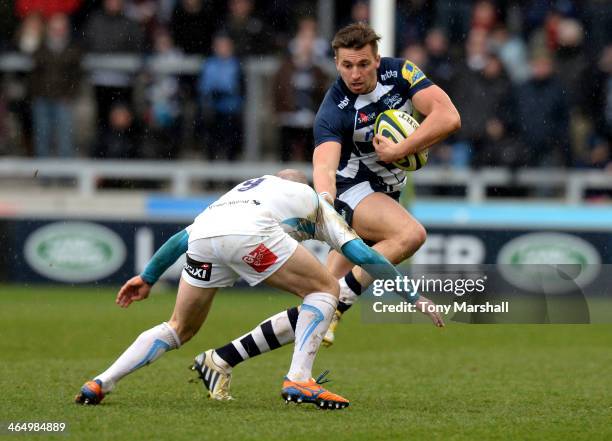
[1, 285, 611, 441]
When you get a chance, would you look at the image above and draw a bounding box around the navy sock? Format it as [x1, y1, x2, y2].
[215, 307, 299, 367]
[335, 271, 363, 315]
[344, 270, 362, 295]
[337, 301, 351, 313]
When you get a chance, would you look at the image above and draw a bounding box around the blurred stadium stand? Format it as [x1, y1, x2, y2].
[0, 0, 610, 172]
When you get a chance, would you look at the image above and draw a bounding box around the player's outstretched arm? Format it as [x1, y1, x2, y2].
[340, 239, 402, 285]
[315, 199, 444, 326]
[116, 275, 152, 308]
[341, 239, 444, 327]
[140, 228, 189, 285]
[115, 228, 189, 308]
[413, 295, 445, 327]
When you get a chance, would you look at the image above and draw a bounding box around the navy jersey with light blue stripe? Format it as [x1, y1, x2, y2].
[314, 57, 433, 193]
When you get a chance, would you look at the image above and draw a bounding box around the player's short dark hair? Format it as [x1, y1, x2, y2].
[332, 22, 381, 54]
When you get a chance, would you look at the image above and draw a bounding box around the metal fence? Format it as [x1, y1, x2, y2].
[2, 157, 612, 204]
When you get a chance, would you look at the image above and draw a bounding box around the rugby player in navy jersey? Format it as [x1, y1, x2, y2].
[313, 23, 460, 344]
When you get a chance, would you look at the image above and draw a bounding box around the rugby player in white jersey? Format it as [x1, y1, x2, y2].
[312, 23, 460, 343]
[75, 170, 443, 409]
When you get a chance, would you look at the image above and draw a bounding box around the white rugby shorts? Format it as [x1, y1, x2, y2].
[337, 181, 376, 210]
[181, 228, 298, 288]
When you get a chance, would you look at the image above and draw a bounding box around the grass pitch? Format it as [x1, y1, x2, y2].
[1, 285, 611, 441]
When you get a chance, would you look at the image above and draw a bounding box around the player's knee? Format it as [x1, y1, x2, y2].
[324, 276, 340, 298]
[310, 272, 340, 298]
[412, 223, 427, 249]
[397, 223, 427, 256]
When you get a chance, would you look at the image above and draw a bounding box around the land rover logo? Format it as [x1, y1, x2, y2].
[24, 222, 126, 282]
[497, 233, 601, 294]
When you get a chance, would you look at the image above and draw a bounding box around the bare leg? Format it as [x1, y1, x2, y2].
[168, 277, 217, 343]
[93, 279, 216, 393]
[334, 192, 426, 310]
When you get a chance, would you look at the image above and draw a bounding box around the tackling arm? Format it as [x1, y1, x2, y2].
[341, 238, 444, 326]
[315, 196, 419, 303]
[341, 238, 419, 303]
[342, 238, 443, 326]
[116, 228, 189, 308]
[140, 228, 189, 285]
[315, 198, 443, 326]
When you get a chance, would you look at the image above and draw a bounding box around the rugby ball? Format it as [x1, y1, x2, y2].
[374, 109, 428, 171]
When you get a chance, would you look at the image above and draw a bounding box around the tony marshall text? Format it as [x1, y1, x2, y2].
[373, 301, 509, 314]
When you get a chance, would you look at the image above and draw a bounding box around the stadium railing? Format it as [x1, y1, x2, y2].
[1, 157, 611, 203]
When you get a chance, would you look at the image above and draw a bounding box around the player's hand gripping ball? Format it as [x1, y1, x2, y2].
[374, 109, 428, 171]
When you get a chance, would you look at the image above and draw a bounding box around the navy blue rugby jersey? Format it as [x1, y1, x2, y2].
[314, 57, 433, 192]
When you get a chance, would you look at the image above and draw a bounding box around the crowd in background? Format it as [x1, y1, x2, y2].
[0, 0, 610, 171]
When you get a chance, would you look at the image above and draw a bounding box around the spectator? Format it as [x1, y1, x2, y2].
[489, 24, 530, 84]
[170, 0, 216, 55]
[464, 28, 489, 71]
[480, 117, 527, 169]
[157, 0, 178, 25]
[523, 0, 556, 38]
[554, 18, 588, 108]
[452, 32, 513, 167]
[15, 0, 82, 20]
[351, 0, 369, 24]
[471, 0, 498, 33]
[401, 43, 428, 71]
[83, 0, 144, 137]
[225, 0, 269, 57]
[582, 45, 612, 144]
[0, 93, 8, 154]
[0, 1, 16, 49]
[124, 0, 159, 47]
[259, 0, 297, 50]
[396, 0, 433, 47]
[528, 8, 565, 55]
[338, 0, 369, 29]
[16, 12, 44, 54]
[584, 0, 612, 56]
[423, 28, 455, 92]
[142, 29, 183, 159]
[30, 13, 82, 157]
[287, 17, 329, 65]
[514, 53, 570, 167]
[434, 0, 472, 44]
[198, 33, 243, 161]
[8, 13, 46, 156]
[585, 136, 612, 171]
[579, 135, 612, 200]
[274, 20, 329, 162]
[93, 102, 141, 158]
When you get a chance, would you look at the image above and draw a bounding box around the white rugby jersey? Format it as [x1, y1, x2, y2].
[314, 57, 433, 195]
[188, 175, 358, 252]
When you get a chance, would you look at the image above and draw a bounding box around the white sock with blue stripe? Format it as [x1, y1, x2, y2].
[287, 292, 337, 382]
[95, 322, 180, 393]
